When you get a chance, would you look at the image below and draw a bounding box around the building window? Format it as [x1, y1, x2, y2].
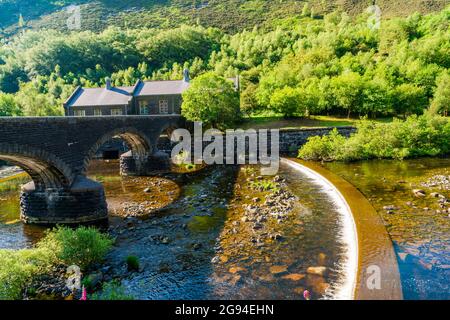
[73, 110, 86, 116]
[159, 100, 169, 114]
[111, 108, 123, 116]
[139, 101, 149, 115]
[94, 108, 102, 116]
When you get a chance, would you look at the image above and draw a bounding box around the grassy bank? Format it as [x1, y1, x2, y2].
[240, 114, 391, 130]
[298, 115, 450, 161]
[0, 226, 113, 300]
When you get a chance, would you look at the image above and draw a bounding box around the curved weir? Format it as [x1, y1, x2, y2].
[281, 158, 358, 299]
[286, 159, 403, 300]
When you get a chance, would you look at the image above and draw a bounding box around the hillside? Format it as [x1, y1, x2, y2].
[1, 0, 449, 36]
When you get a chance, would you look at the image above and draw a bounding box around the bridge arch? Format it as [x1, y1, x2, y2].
[0, 144, 74, 190]
[82, 127, 153, 174]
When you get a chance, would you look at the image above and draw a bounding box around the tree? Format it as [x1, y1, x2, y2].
[430, 71, 450, 116]
[331, 72, 365, 118]
[269, 86, 304, 118]
[392, 83, 427, 117]
[240, 83, 261, 116]
[0, 93, 21, 116]
[182, 72, 240, 129]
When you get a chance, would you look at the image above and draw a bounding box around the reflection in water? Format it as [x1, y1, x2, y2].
[325, 158, 450, 300]
[0, 160, 352, 300]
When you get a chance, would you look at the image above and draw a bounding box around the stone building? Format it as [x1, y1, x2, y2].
[64, 69, 239, 116]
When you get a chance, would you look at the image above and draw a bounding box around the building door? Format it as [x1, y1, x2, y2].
[159, 100, 169, 114]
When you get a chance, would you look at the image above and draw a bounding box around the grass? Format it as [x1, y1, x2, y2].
[125, 255, 140, 272]
[250, 179, 279, 192]
[90, 281, 134, 300]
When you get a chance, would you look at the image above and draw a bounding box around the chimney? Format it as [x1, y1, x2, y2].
[105, 77, 112, 90]
[183, 69, 190, 83]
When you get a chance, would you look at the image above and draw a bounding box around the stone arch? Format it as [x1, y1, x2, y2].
[0, 144, 73, 190]
[155, 122, 184, 154]
[82, 127, 153, 173]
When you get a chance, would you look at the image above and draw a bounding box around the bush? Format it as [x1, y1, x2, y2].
[298, 129, 347, 161]
[126, 256, 140, 272]
[298, 115, 450, 161]
[91, 281, 134, 300]
[38, 226, 114, 270]
[0, 226, 113, 299]
[0, 247, 56, 300]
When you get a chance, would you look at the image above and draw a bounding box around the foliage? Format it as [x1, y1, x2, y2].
[0, 93, 21, 116]
[91, 281, 134, 300]
[126, 256, 140, 272]
[0, 246, 56, 300]
[269, 87, 305, 118]
[0, 226, 113, 299]
[430, 71, 450, 116]
[181, 72, 240, 129]
[0, 4, 449, 119]
[250, 179, 279, 192]
[298, 115, 450, 161]
[38, 226, 113, 270]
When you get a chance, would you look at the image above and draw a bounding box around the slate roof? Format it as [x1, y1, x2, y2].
[135, 80, 190, 96]
[67, 87, 133, 107]
[65, 77, 239, 108]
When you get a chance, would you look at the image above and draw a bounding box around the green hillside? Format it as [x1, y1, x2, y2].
[1, 0, 449, 36]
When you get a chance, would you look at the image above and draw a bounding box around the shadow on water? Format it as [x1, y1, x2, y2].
[103, 164, 240, 300]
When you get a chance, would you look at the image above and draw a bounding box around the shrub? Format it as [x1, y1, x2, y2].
[298, 115, 450, 161]
[38, 226, 113, 270]
[298, 129, 347, 161]
[0, 247, 56, 300]
[0, 227, 113, 299]
[126, 256, 140, 272]
[91, 281, 134, 300]
[250, 180, 279, 192]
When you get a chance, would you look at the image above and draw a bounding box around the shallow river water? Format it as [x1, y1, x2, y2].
[325, 158, 450, 300]
[0, 160, 353, 300]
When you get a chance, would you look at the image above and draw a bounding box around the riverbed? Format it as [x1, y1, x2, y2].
[0, 160, 353, 300]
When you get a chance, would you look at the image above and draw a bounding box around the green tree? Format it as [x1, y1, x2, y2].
[269, 86, 304, 118]
[392, 83, 427, 117]
[182, 72, 240, 129]
[430, 71, 450, 116]
[331, 72, 365, 118]
[0, 93, 21, 116]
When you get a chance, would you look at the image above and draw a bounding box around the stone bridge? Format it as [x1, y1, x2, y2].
[0, 115, 184, 224]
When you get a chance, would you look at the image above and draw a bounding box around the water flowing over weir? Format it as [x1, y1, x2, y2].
[281, 159, 358, 299]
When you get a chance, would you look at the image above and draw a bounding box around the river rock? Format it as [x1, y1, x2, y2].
[269, 265, 288, 275]
[229, 266, 246, 274]
[282, 274, 306, 281]
[413, 189, 426, 198]
[307, 266, 327, 277]
[383, 205, 397, 211]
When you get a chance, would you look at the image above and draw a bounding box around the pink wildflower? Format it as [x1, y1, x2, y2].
[80, 286, 87, 301]
[303, 290, 311, 301]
